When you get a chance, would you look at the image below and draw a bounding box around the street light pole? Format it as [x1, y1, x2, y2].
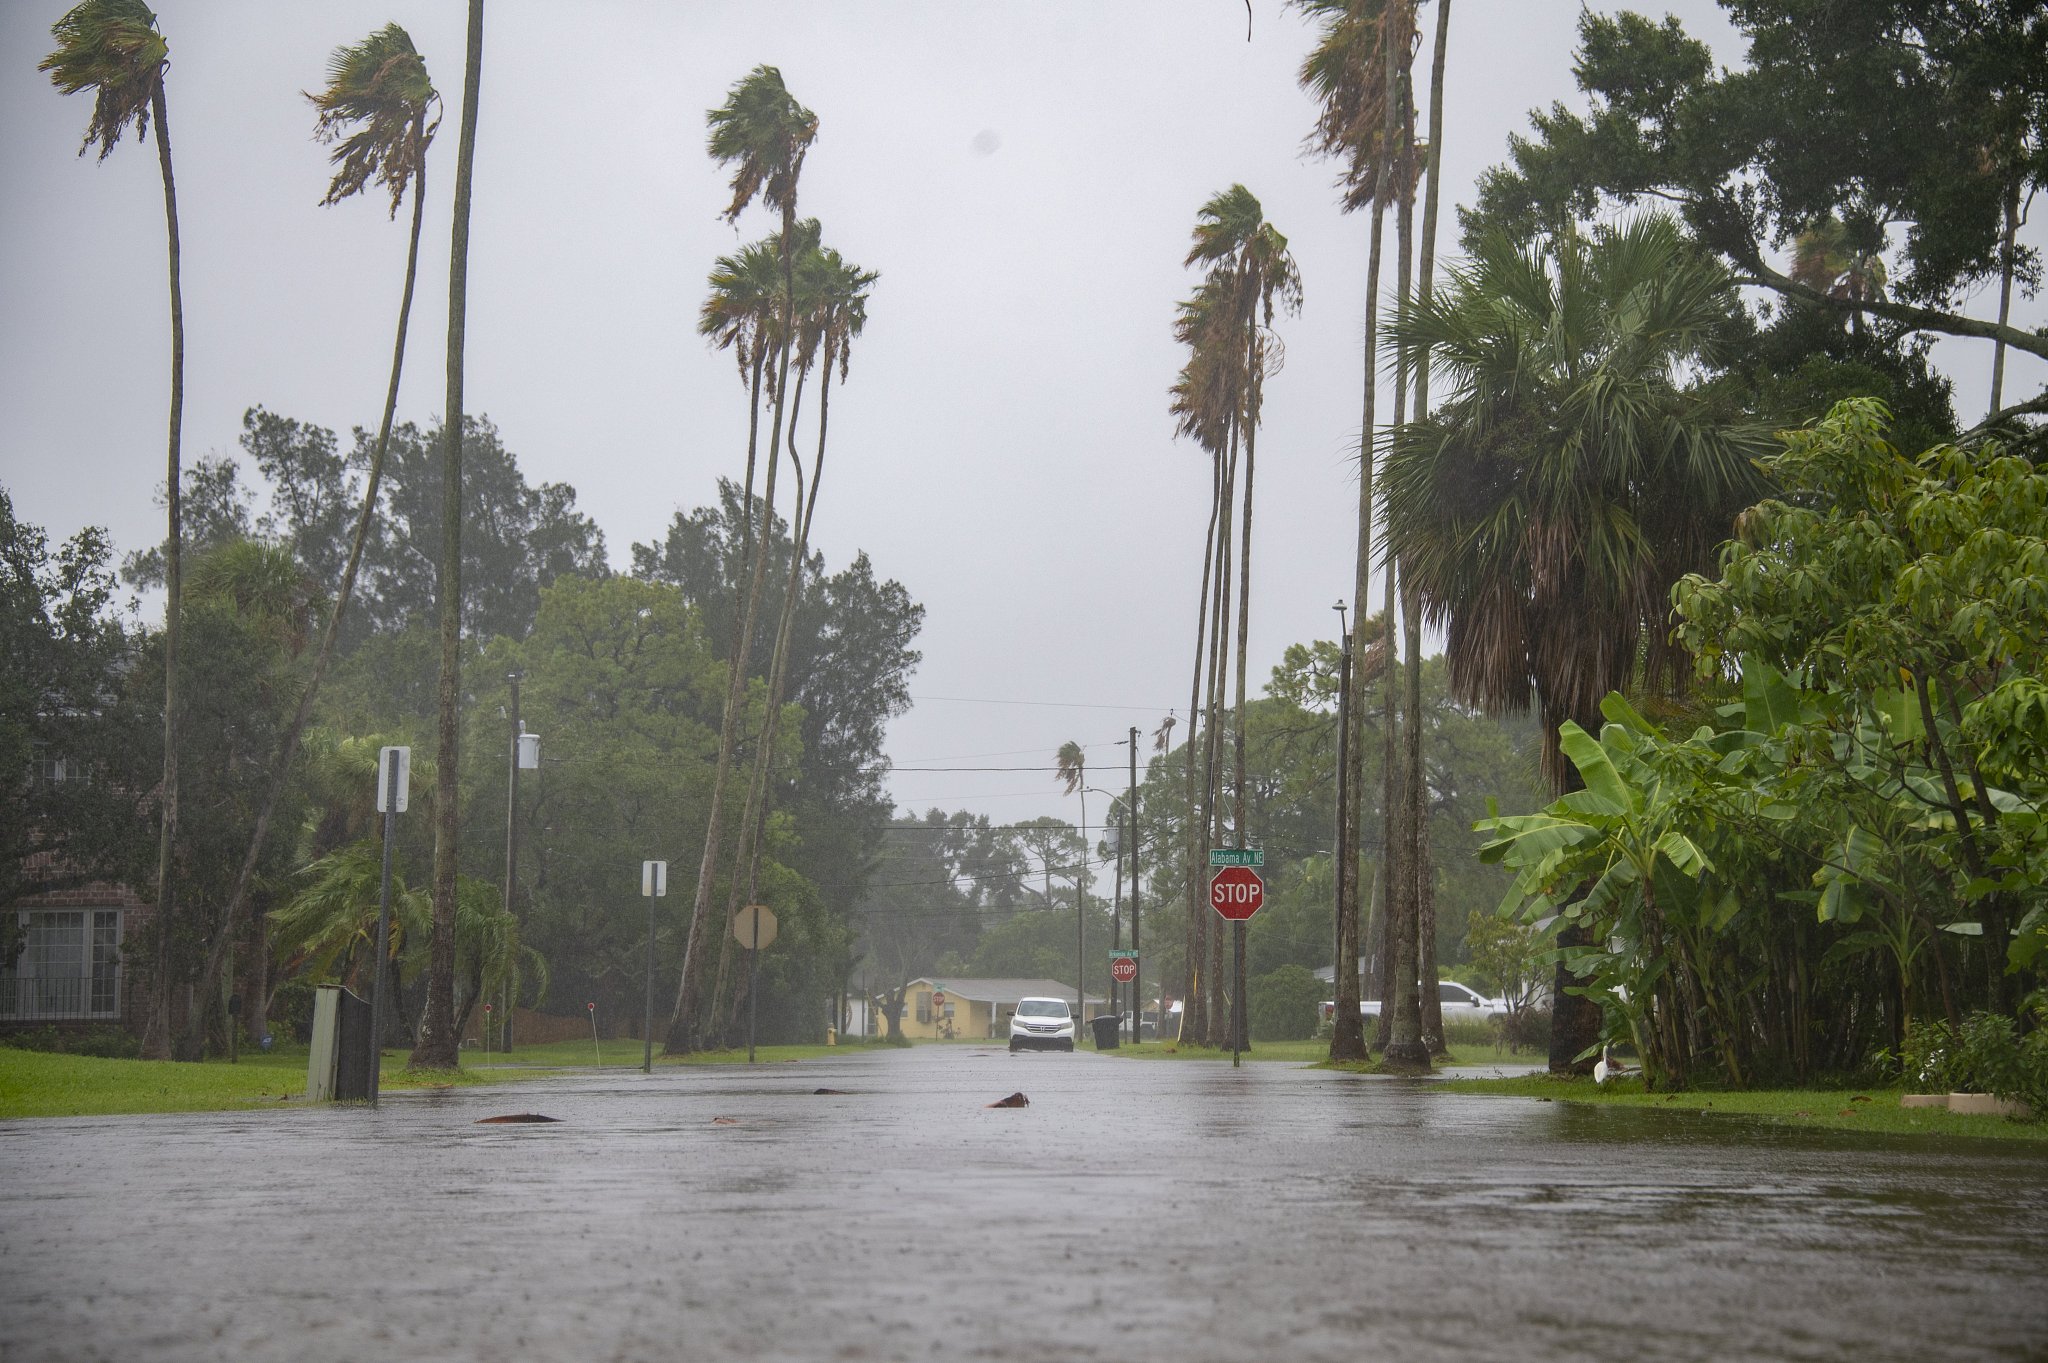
[503, 670, 522, 1052]
[1077, 782, 1088, 1038]
[1128, 726, 1140, 1044]
[1331, 599, 1366, 1059]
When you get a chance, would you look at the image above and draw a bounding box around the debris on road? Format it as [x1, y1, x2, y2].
[475, 1113, 559, 1124]
[987, 1092, 1029, 1108]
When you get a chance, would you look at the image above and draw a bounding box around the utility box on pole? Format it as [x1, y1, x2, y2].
[306, 983, 374, 1102]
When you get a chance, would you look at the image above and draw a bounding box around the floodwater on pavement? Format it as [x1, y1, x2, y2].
[2, 1044, 2044, 1362]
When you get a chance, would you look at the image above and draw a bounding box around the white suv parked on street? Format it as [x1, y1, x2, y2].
[1008, 997, 1075, 1052]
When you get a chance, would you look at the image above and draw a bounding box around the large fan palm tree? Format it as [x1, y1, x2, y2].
[671, 67, 818, 1053]
[416, 0, 484, 1070]
[177, 24, 439, 1060]
[1382, 215, 1768, 1072]
[43, 0, 182, 1058]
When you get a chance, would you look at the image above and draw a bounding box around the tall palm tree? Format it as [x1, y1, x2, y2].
[177, 24, 439, 1060]
[1055, 740, 1088, 1016]
[43, 0, 182, 1059]
[1169, 277, 1239, 1045]
[1294, 0, 1414, 1062]
[414, 0, 484, 1070]
[699, 235, 787, 591]
[711, 238, 876, 1040]
[1382, 215, 1769, 1073]
[1186, 186, 1300, 1052]
[671, 67, 818, 1053]
[1409, 0, 1458, 1056]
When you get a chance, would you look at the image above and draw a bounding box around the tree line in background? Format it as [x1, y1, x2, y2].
[858, 645, 1549, 1045]
[22, 6, 910, 1062]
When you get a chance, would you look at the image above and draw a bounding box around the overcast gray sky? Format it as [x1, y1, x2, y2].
[3, 1, 2042, 842]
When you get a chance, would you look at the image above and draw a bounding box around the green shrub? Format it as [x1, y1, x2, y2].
[0, 1025, 141, 1058]
[1249, 965, 1324, 1041]
[1900, 1008, 2048, 1115]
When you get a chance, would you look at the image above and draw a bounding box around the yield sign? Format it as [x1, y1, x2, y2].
[1209, 865, 1264, 921]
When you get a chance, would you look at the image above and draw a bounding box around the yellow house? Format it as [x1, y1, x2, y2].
[883, 977, 1107, 1040]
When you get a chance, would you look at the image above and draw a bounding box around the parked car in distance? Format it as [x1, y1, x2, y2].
[1008, 996, 1075, 1052]
[1118, 1011, 1160, 1041]
[1320, 981, 1507, 1023]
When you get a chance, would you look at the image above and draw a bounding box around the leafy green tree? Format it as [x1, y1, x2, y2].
[0, 495, 133, 928]
[1674, 398, 2048, 1004]
[42, 0, 185, 1058]
[468, 575, 725, 1034]
[1249, 964, 1324, 1041]
[1469, 4, 2048, 416]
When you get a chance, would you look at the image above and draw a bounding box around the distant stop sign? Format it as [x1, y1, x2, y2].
[1209, 865, 1264, 921]
[1110, 956, 1137, 984]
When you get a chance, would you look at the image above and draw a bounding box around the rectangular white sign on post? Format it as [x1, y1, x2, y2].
[376, 746, 410, 813]
[642, 860, 667, 897]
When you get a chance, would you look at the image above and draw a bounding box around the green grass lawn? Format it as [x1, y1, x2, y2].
[472, 1037, 867, 1069]
[1440, 1072, 2048, 1143]
[1107, 1038, 1529, 1066]
[0, 1044, 493, 1120]
[0, 1037, 872, 1120]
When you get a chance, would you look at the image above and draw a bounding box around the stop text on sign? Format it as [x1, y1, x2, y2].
[1209, 865, 1264, 921]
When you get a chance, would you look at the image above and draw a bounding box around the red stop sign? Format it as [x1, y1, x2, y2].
[1110, 956, 1137, 983]
[1209, 866, 1264, 921]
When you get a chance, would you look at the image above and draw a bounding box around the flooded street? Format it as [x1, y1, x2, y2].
[3, 1045, 2044, 1362]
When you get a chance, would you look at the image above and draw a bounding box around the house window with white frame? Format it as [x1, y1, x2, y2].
[2, 909, 122, 1020]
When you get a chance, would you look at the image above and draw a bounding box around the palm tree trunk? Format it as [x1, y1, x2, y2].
[1382, 24, 1429, 1071]
[1409, 0, 1453, 1061]
[1372, 7, 1408, 1061]
[413, 0, 483, 1070]
[713, 357, 824, 1040]
[141, 80, 184, 1061]
[1989, 180, 2022, 416]
[671, 205, 801, 1052]
[177, 113, 430, 1062]
[733, 349, 768, 607]
[1181, 450, 1222, 1042]
[1201, 422, 1239, 1045]
[1332, 18, 1398, 1065]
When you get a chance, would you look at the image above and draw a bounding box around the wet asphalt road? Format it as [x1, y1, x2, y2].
[3, 1044, 2045, 1363]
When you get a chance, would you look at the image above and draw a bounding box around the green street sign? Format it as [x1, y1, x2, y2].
[1108, 949, 1138, 960]
[1208, 848, 1264, 867]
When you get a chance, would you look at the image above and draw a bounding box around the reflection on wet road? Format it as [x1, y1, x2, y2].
[4, 1045, 2044, 1361]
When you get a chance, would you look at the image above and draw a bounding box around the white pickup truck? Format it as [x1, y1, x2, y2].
[1322, 980, 1506, 1023]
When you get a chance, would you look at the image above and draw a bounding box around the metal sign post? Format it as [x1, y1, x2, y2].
[1209, 854, 1265, 1068]
[369, 746, 408, 1102]
[641, 860, 666, 1074]
[731, 904, 779, 1063]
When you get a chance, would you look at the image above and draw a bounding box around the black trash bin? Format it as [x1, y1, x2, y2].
[1089, 1014, 1121, 1050]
